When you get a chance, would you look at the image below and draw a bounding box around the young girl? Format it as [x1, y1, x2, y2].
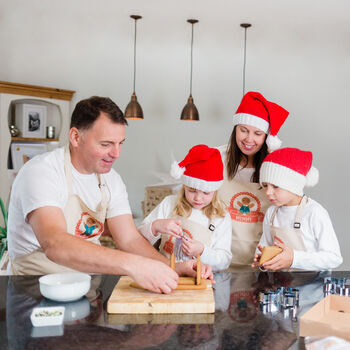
[252, 147, 343, 271]
[139, 144, 232, 272]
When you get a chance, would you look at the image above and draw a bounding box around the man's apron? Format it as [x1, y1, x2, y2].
[11, 146, 108, 275]
[269, 195, 307, 271]
[218, 173, 270, 270]
[159, 216, 213, 262]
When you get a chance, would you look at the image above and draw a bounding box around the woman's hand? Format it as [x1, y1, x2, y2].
[261, 239, 293, 271]
[181, 237, 204, 257]
[151, 219, 182, 237]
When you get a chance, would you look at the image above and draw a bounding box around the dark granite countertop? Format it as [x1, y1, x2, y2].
[1, 271, 348, 349]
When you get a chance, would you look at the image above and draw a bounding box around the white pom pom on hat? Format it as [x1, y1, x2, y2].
[266, 134, 282, 151]
[170, 160, 185, 179]
[305, 166, 319, 187]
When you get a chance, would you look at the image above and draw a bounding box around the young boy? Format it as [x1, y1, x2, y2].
[252, 147, 342, 271]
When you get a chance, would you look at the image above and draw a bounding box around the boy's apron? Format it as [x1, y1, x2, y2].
[11, 146, 108, 275]
[159, 216, 213, 262]
[269, 196, 307, 271]
[218, 175, 270, 270]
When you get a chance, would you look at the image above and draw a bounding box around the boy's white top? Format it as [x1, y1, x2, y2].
[8, 147, 131, 259]
[257, 198, 342, 270]
[138, 194, 232, 271]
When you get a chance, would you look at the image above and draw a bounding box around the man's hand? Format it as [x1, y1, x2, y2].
[181, 237, 204, 257]
[261, 239, 294, 271]
[175, 260, 215, 284]
[151, 219, 182, 237]
[129, 256, 179, 294]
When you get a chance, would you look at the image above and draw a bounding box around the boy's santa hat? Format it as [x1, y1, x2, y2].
[260, 147, 319, 196]
[170, 144, 223, 192]
[233, 91, 289, 151]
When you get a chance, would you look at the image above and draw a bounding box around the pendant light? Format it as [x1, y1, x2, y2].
[181, 19, 199, 121]
[125, 15, 143, 119]
[240, 23, 251, 97]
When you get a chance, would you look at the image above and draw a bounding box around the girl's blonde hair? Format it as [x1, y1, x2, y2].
[172, 185, 226, 220]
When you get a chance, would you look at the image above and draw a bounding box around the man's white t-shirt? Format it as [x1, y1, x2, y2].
[7, 147, 131, 259]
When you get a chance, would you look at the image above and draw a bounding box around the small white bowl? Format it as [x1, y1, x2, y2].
[31, 306, 65, 327]
[39, 273, 91, 302]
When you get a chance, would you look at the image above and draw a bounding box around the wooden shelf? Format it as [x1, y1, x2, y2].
[0, 81, 75, 101]
[11, 137, 59, 142]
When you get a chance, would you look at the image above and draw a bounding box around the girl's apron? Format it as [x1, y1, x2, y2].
[159, 216, 213, 262]
[11, 146, 108, 275]
[269, 196, 307, 270]
[218, 174, 270, 270]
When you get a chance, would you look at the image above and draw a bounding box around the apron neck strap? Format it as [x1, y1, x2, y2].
[293, 195, 308, 229]
[64, 145, 108, 208]
[269, 195, 308, 228]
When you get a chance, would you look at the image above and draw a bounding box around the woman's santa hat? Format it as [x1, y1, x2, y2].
[260, 147, 319, 196]
[233, 91, 289, 151]
[170, 144, 223, 192]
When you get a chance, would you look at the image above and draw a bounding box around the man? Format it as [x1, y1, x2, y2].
[7, 96, 212, 293]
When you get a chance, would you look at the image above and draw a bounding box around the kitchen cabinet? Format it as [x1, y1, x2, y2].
[0, 81, 75, 216]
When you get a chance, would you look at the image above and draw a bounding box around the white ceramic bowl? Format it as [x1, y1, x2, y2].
[39, 273, 91, 302]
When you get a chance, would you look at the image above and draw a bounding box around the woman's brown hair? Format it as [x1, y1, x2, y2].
[172, 186, 226, 220]
[226, 126, 268, 183]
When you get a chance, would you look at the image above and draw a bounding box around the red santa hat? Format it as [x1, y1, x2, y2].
[233, 91, 289, 151]
[260, 147, 319, 196]
[170, 144, 223, 192]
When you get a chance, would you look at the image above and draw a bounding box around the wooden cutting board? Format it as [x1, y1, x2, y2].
[107, 276, 215, 314]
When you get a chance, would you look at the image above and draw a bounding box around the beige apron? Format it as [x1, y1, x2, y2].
[11, 146, 108, 275]
[269, 195, 307, 271]
[218, 175, 270, 270]
[159, 216, 213, 262]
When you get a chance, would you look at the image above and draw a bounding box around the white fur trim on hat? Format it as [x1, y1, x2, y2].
[266, 134, 282, 151]
[233, 113, 269, 133]
[170, 160, 185, 179]
[260, 161, 306, 196]
[182, 175, 223, 192]
[305, 166, 319, 187]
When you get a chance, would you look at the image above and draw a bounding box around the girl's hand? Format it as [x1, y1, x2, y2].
[261, 239, 293, 271]
[176, 260, 215, 284]
[251, 244, 263, 268]
[181, 237, 204, 257]
[151, 219, 182, 237]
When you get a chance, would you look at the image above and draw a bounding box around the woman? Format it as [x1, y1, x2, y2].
[218, 91, 289, 270]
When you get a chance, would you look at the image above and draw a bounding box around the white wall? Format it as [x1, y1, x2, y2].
[0, 0, 349, 268]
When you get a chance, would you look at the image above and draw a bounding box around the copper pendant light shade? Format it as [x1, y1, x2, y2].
[125, 15, 143, 119]
[181, 95, 199, 121]
[181, 19, 199, 121]
[240, 23, 252, 97]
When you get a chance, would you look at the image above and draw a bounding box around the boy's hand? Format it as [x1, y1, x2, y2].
[181, 237, 204, 257]
[261, 238, 293, 271]
[251, 244, 263, 268]
[151, 219, 182, 237]
[176, 260, 215, 284]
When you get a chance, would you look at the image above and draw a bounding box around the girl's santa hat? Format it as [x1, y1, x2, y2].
[233, 91, 289, 151]
[170, 144, 223, 192]
[260, 147, 319, 196]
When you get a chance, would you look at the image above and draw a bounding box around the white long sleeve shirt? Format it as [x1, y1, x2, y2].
[257, 198, 343, 270]
[138, 195, 232, 271]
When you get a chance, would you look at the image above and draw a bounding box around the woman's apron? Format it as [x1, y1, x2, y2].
[158, 217, 213, 262]
[218, 174, 270, 270]
[11, 146, 108, 275]
[269, 195, 307, 271]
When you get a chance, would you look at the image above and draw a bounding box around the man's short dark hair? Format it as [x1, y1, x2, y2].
[70, 96, 128, 130]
